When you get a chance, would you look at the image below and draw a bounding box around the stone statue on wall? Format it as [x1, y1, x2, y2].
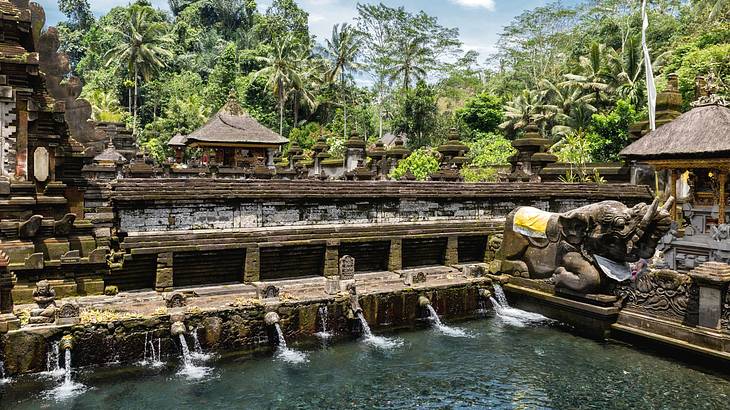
[498, 198, 674, 294]
[28, 280, 57, 324]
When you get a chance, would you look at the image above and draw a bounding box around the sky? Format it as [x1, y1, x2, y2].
[37, 0, 569, 59]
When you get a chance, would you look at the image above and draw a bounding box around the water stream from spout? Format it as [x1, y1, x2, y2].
[490, 284, 551, 327]
[357, 312, 403, 349]
[191, 328, 213, 362]
[43, 342, 64, 378]
[177, 334, 211, 380]
[0, 359, 9, 384]
[45, 346, 86, 401]
[424, 304, 471, 338]
[140, 331, 164, 367]
[273, 323, 308, 364]
[314, 306, 332, 340]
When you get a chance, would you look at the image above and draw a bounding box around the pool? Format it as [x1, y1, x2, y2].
[2, 314, 729, 409]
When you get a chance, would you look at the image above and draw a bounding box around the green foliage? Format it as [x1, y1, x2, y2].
[83, 89, 125, 122]
[205, 44, 240, 111]
[388, 147, 440, 181]
[461, 167, 499, 183]
[585, 99, 639, 162]
[466, 133, 515, 167]
[456, 92, 503, 136]
[392, 80, 439, 149]
[288, 122, 324, 150]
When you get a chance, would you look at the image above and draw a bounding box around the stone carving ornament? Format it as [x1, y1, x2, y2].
[614, 269, 695, 321]
[339, 255, 355, 280]
[499, 198, 674, 293]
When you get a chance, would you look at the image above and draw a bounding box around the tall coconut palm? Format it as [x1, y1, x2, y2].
[255, 34, 306, 135]
[561, 42, 611, 107]
[389, 35, 431, 92]
[105, 5, 173, 136]
[320, 23, 361, 138]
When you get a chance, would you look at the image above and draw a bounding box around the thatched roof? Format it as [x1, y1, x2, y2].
[182, 98, 288, 147]
[168, 134, 186, 147]
[621, 103, 730, 159]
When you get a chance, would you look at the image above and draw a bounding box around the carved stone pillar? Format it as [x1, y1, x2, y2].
[445, 236, 459, 266]
[0, 250, 19, 332]
[324, 240, 340, 277]
[688, 262, 730, 329]
[244, 245, 260, 283]
[155, 252, 173, 292]
[388, 238, 402, 271]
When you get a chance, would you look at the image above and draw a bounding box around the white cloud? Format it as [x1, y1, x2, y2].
[449, 0, 496, 11]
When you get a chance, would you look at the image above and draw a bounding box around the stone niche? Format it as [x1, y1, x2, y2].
[33, 146, 49, 182]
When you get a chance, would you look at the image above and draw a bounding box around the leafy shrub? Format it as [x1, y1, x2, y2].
[389, 147, 440, 181]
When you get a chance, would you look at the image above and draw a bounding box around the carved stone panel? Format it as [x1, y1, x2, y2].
[339, 255, 355, 280]
[614, 269, 697, 322]
[33, 146, 49, 182]
[0, 100, 17, 176]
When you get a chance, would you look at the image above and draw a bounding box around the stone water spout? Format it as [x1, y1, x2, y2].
[171, 321, 187, 337]
[60, 334, 75, 352]
[418, 296, 431, 308]
[264, 311, 280, 326]
[346, 284, 362, 319]
[479, 289, 492, 300]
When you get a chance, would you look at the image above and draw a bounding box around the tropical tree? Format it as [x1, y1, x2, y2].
[539, 79, 597, 138]
[389, 35, 431, 91]
[561, 42, 611, 106]
[105, 5, 173, 136]
[254, 33, 306, 135]
[499, 89, 547, 137]
[320, 23, 361, 138]
[606, 35, 646, 108]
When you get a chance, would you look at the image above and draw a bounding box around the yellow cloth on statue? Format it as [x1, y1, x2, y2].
[513, 207, 551, 239]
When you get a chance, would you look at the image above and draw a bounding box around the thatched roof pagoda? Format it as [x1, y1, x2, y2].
[621, 98, 730, 224]
[169, 95, 287, 167]
[185, 98, 288, 148]
[621, 103, 730, 161]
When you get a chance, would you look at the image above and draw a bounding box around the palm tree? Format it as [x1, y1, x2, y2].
[539, 79, 597, 138]
[320, 23, 361, 138]
[499, 89, 548, 137]
[84, 89, 124, 122]
[561, 42, 611, 107]
[105, 5, 173, 136]
[389, 35, 431, 92]
[606, 36, 645, 108]
[255, 34, 306, 135]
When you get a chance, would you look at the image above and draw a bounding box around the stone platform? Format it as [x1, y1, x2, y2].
[1, 265, 493, 375]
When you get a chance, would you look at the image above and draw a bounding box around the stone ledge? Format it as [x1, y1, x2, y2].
[613, 309, 730, 361]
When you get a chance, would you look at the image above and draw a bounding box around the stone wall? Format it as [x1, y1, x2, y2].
[112, 180, 653, 233]
[1, 281, 485, 375]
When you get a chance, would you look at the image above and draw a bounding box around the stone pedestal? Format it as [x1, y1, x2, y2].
[325, 277, 341, 294]
[0, 313, 20, 332]
[688, 262, 730, 329]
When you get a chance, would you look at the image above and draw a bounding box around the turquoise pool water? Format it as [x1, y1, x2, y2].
[2, 315, 729, 409]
